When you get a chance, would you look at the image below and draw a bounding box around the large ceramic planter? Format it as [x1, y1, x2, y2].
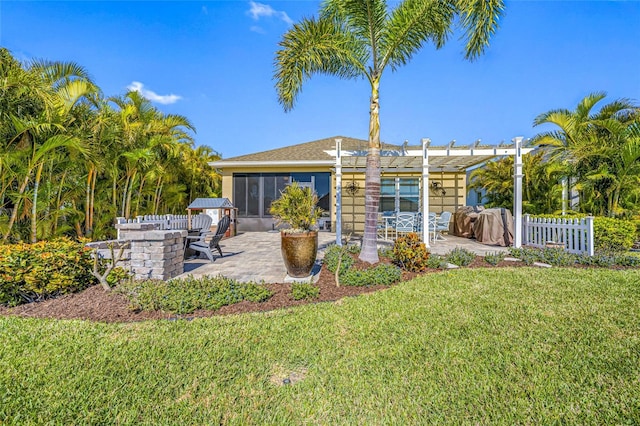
[280, 231, 318, 278]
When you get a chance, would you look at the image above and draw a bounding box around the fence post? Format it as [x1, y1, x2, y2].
[523, 214, 530, 246]
[586, 216, 595, 256]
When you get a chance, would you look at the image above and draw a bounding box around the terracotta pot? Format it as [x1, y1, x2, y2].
[280, 231, 318, 278]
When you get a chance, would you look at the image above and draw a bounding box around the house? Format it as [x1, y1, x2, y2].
[210, 135, 532, 247]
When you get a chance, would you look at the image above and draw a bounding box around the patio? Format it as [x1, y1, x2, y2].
[179, 232, 509, 283]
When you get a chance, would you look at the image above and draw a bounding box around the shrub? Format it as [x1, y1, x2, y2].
[323, 244, 354, 275]
[484, 252, 506, 266]
[426, 254, 449, 269]
[539, 247, 577, 267]
[393, 233, 430, 272]
[0, 238, 96, 306]
[444, 247, 476, 267]
[340, 264, 401, 287]
[593, 217, 635, 253]
[291, 282, 320, 300]
[116, 275, 273, 314]
[508, 247, 540, 265]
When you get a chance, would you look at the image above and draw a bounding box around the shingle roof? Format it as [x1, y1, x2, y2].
[188, 198, 234, 209]
[212, 136, 404, 164]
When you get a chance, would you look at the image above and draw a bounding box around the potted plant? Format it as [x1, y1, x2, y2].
[270, 182, 323, 278]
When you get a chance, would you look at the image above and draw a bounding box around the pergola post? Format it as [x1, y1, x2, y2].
[513, 136, 524, 248]
[421, 138, 431, 247]
[335, 138, 343, 246]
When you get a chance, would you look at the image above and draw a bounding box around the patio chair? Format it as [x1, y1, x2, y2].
[395, 212, 415, 237]
[191, 213, 212, 232]
[433, 211, 452, 241]
[187, 215, 230, 262]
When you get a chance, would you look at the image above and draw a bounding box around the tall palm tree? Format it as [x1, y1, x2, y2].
[533, 92, 639, 216]
[275, 0, 504, 263]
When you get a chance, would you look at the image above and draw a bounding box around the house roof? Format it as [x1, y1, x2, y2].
[188, 198, 234, 209]
[210, 136, 401, 167]
[210, 135, 534, 172]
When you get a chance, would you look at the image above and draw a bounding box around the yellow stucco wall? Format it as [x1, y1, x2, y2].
[221, 167, 467, 234]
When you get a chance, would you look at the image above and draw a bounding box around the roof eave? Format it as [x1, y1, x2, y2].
[209, 160, 335, 168]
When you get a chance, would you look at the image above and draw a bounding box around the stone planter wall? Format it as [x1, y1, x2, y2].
[87, 222, 187, 281]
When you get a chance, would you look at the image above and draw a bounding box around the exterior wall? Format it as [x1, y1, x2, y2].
[220, 166, 334, 232]
[339, 171, 466, 235]
[220, 166, 467, 235]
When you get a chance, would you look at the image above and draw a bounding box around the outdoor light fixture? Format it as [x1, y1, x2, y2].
[345, 181, 360, 196]
[430, 181, 446, 196]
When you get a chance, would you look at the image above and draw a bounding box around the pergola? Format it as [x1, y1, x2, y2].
[327, 137, 534, 248]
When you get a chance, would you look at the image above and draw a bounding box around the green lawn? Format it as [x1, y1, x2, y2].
[1, 268, 639, 424]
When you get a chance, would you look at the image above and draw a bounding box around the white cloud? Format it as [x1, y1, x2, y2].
[127, 81, 182, 105]
[247, 1, 293, 25]
[250, 25, 266, 34]
[202, 5, 208, 15]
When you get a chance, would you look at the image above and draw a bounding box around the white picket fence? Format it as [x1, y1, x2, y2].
[116, 214, 189, 230]
[523, 214, 594, 255]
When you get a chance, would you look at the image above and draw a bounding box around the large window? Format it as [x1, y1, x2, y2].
[233, 173, 330, 218]
[380, 178, 419, 212]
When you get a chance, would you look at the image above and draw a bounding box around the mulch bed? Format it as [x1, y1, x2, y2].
[0, 255, 600, 324]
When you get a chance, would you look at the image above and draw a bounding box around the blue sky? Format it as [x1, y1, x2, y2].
[2, 1, 639, 158]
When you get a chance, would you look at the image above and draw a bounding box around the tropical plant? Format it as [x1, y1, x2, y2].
[468, 150, 563, 214]
[0, 49, 223, 243]
[533, 92, 640, 217]
[274, 0, 504, 263]
[269, 182, 323, 232]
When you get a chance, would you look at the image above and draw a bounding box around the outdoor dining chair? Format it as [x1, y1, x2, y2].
[187, 215, 230, 262]
[433, 211, 452, 241]
[395, 212, 415, 237]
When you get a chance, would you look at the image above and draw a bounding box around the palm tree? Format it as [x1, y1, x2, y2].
[533, 92, 639, 216]
[275, 0, 504, 263]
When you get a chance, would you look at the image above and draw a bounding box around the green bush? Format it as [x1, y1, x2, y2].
[484, 252, 506, 266]
[444, 247, 476, 267]
[116, 275, 273, 314]
[593, 217, 635, 253]
[0, 238, 96, 306]
[291, 282, 320, 300]
[508, 247, 541, 265]
[323, 244, 354, 275]
[340, 264, 401, 287]
[426, 254, 449, 269]
[393, 233, 430, 272]
[539, 247, 577, 267]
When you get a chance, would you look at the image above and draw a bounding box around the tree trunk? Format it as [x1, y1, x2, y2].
[3, 174, 31, 242]
[89, 168, 97, 234]
[30, 162, 45, 243]
[359, 78, 381, 264]
[85, 166, 93, 235]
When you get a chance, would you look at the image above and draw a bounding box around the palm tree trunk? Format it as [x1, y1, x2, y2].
[3, 174, 31, 242]
[89, 168, 97, 233]
[359, 79, 381, 264]
[53, 170, 67, 236]
[85, 166, 93, 235]
[30, 162, 45, 243]
[134, 175, 146, 217]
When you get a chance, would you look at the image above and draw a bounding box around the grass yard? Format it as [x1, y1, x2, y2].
[1, 267, 639, 424]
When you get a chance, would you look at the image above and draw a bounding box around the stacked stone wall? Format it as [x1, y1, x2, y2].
[87, 223, 187, 281]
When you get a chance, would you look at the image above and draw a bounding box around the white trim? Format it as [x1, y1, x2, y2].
[209, 160, 334, 168]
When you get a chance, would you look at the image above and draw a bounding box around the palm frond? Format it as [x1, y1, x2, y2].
[381, 0, 455, 71]
[274, 17, 368, 111]
[456, 0, 505, 60]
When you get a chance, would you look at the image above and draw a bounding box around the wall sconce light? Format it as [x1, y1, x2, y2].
[430, 181, 446, 196]
[345, 181, 360, 196]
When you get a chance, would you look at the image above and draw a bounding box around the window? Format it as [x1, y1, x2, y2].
[380, 177, 419, 212]
[233, 173, 330, 218]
